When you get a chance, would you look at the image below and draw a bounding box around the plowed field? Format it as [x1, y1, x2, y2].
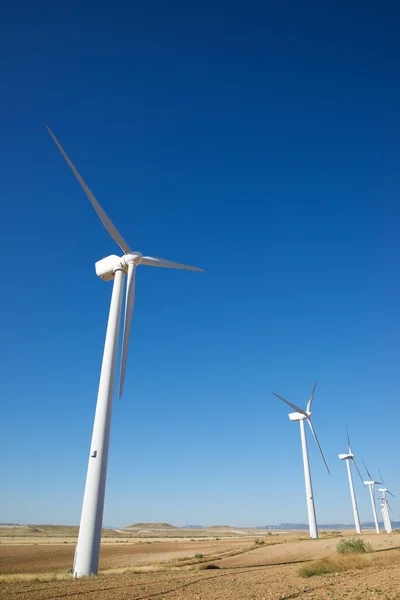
[1, 531, 400, 599]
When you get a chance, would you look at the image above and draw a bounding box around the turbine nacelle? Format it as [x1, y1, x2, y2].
[288, 411, 310, 421]
[338, 453, 354, 460]
[95, 254, 143, 280]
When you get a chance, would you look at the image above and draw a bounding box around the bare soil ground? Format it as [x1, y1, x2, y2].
[1, 531, 400, 599]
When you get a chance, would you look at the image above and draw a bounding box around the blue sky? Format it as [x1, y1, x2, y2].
[0, 1, 399, 528]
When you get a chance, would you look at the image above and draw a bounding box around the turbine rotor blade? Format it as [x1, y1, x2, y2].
[388, 503, 394, 515]
[306, 380, 317, 413]
[141, 256, 203, 272]
[387, 490, 395, 498]
[119, 263, 136, 399]
[362, 458, 374, 481]
[272, 392, 308, 417]
[378, 470, 387, 489]
[307, 419, 330, 475]
[346, 425, 352, 454]
[46, 125, 131, 254]
[352, 458, 365, 484]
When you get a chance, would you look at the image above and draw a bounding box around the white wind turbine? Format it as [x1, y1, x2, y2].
[362, 459, 382, 534]
[378, 470, 395, 534]
[338, 429, 364, 534]
[273, 381, 330, 539]
[47, 126, 203, 578]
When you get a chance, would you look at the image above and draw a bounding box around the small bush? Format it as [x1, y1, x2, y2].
[336, 538, 371, 554]
[253, 538, 265, 546]
[200, 563, 220, 570]
[193, 553, 203, 559]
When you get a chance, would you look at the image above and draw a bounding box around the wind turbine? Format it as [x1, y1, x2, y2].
[378, 471, 395, 534]
[47, 126, 203, 578]
[362, 459, 382, 534]
[272, 381, 330, 539]
[338, 429, 363, 534]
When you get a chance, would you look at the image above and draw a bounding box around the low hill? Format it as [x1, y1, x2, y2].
[0, 524, 122, 538]
[123, 522, 177, 530]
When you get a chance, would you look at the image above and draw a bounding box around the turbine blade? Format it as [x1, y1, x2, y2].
[307, 419, 330, 475]
[346, 425, 352, 454]
[46, 125, 131, 254]
[387, 490, 395, 498]
[272, 392, 308, 416]
[388, 503, 394, 515]
[352, 458, 365, 484]
[141, 256, 203, 272]
[306, 380, 317, 413]
[362, 458, 373, 482]
[119, 263, 136, 398]
[378, 470, 388, 489]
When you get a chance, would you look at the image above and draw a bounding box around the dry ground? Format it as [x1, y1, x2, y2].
[1, 530, 400, 599]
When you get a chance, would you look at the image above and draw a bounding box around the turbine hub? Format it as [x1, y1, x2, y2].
[122, 252, 143, 266]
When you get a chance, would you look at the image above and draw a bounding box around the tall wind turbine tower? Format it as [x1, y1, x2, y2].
[338, 429, 363, 534]
[378, 471, 395, 534]
[378, 492, 391, 533]
[362, 460, 382, 534]
[273, 381, 330, 539]
[47, 127, 203, 577]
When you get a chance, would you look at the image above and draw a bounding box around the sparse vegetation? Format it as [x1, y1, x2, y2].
[253, 538, 265, 545]
[336, 538, 371, 554]
[299, 547, 400, 578]
[193, 553, 203, 559]
[299, 555, 370, 577]
[320, 530, 342, 537]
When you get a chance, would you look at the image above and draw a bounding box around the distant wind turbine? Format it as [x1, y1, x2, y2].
[273, 381, 330, 539]
[362, 459, 381, 534]
[338, 429, 363, 534]
[378, 471, 395, 534]
[47, 126, 203, 578]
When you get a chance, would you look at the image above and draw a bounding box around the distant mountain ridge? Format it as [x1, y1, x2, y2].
[256, 522, 400, 530]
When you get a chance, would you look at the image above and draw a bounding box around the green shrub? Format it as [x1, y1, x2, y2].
[253, 538, 265, 546]
[336, 538, 371, 554]
[193, 553, 203, 559]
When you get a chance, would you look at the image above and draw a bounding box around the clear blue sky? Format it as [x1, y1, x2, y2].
[1, 1, 399, 528]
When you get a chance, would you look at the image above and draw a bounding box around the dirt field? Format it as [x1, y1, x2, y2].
[1, 530, 400, 599]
